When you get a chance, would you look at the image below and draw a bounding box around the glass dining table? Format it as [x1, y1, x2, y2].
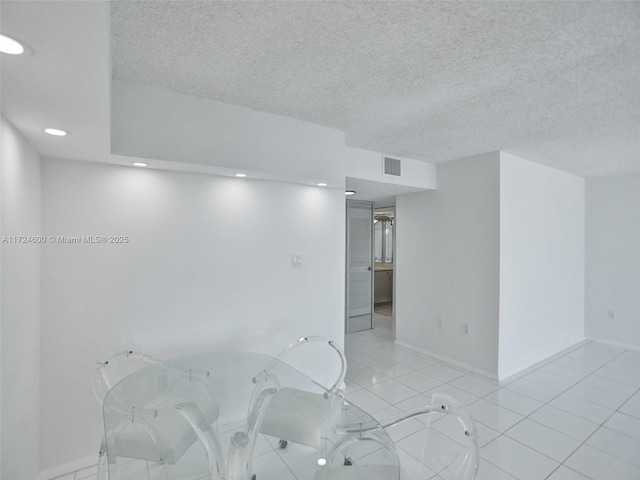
[102, 351, 400, 480]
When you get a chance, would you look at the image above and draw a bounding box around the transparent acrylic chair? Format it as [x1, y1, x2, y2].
[251, 336, 347, 451]
[319, 392, 480, 480]
[95, 349, 220, 480]
[95, 350, 159, 479]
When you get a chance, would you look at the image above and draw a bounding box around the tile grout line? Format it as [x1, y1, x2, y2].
[346, 334, 640, 480]
[470, 344, 637, 480]
[500, 348, 640, 479]
[543, 383, 640, 480]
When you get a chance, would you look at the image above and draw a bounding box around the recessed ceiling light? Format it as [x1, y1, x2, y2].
[44, 128, 68, 136]
[317, 183, 327, 187]
[0, 34, 24, 55]
[132, 162, 147, 167]
[235, 173, 247, 177]
[345, 190, 356, 196]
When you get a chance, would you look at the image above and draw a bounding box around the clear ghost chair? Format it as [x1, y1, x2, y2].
[251, 336, 348, 451]
[320, 392, 480, 480]
[95, 350, 160, 479]
[95, 349, 221, 480]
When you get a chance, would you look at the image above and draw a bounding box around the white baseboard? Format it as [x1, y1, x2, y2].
[586, 336, 640, 352]
[498, 337, 588, 380]
[39, 455, 96, 480]
[394, 340, 499, 381]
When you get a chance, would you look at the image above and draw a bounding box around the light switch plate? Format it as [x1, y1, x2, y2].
[291, 253, 303, 267]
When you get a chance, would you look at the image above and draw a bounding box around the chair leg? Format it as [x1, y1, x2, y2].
[142, 459, 168, 480]
[97, 438, 108, 480]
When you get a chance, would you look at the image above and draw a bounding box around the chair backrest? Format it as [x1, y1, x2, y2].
[93, 349, 159, 404]
[329, 392, 479, 479]
[274, 336, 347, 394]
[384, 392, 480, 479]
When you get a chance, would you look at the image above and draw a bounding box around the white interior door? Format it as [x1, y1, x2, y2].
[346, 200, 373, 333]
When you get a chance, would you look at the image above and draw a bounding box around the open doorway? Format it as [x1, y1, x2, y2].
[373, 207, 395, 333]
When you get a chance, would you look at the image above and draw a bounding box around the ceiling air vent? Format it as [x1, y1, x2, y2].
[384, 156, 402, 177]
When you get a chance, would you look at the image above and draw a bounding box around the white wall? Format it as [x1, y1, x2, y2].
[345, 146, 437, 189]
[396, 153, 500, 377]
[499, 153, 585, 379]
[1, 115, 42, 480]
[39, 159, 345, 471]
[586, 174, 640, 349]
[111, 80, 346, 186]
[396, 151, 586, 380]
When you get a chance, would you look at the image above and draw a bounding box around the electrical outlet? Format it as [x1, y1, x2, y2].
[437, 317, 443, 329]
[463, 323, 471, 335]
[607, 309, 615, 320]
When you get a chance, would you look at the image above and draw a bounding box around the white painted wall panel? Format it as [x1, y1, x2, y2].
[111, 80, 346, 186]
[586, 174, 640, 349]
[39, 159, 345, 470]
[0, 115, 42, 480]
[396, 152, 500, 377]
[499, 153, 585, 379]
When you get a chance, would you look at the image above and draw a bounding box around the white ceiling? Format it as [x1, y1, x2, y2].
[1, 1, 639, 208]
[111, 1, 640, 177]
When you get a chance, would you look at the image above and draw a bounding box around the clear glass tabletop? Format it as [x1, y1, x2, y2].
[103, 351, 400, 480]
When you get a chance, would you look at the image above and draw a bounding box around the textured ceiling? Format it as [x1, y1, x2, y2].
[111, 1, 640, 177]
